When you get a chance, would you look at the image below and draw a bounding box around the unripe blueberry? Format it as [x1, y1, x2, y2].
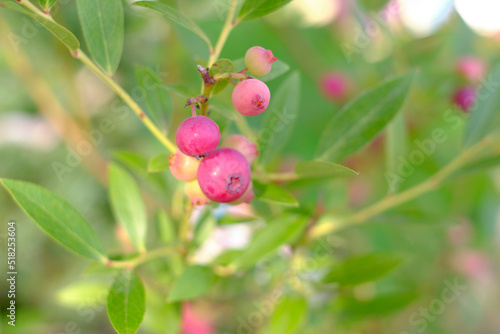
[319, 72, 350, 102]
[221, 134, 258, 164]
[232, 79, 270, 116]
[169, 149, 200, 181]
[456, 56, 486, 83]
[453, 86, 476, 111]
[245, 46, 277, 76]
[175, 116, 221, 157]
[197, 148, 251, 203]
[184, 180, 211, 206]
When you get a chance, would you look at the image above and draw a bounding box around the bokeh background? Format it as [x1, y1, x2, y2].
[1, 0, 499, 333]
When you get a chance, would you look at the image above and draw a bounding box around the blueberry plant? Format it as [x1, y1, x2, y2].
[1, 0, 500, 333]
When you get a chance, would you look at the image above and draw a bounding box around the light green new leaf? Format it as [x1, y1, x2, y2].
[39, 0, 57, 11]
[107, 270, 145, 334]
[135, 66, 172, 130]
[132, 1, 212, 50]
[3, 2, 79, 51]
[258, 71, 300, 165]
[322, 253, 405, 286]
[253, 181, 298, 207]
[238, 0, 293, 22]
[316, 73, 415, 162]
[148, 153, 170, 173]
[76, 0, 124, 75]
[209, 59, 235, 95]
[295, 161, 359, 180]
[230, 215, 308, 270]
[1, 179, 105, 261]
[108, 164, 147, 252]
[168, 266, 215, 302]
[270, 295, 307, 334]
[464, 63, 500, 147]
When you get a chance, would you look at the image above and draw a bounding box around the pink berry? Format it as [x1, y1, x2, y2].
[456, 56, 486, 83]
[181, 302, 214, 334]
[230, 181, 254, 205]
[245, 46, 277, 76]
[197, 148, 251, 203]
[221, 134, 258, 164]
[169, 149, 200, 181]
[453, 86, 476, 111]
[175, 116, 220, 157]
[232, 79, 270, 116]
[184, 180, 211, 206]
[319, 72, 350, 102]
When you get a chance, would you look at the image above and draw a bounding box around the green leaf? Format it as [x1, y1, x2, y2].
[3, 2, 79, 51]
[385, 113, 407, 192]
[162, 84, 195, 99]
[316, 73, 415, 162]
[0, 179, 105, 261]
[39, 0, 57, 11]
[258, 71, 300, 165]
[155, 210, 176, 244]
[253, 181, 298, 207]
[148, 153, 170, 173]
[464, 63, 500, 147]
[108, 164, 147, 252]
[209, 59, 235, 95]
[238, 0, 293, 22]
[322, 253, 405, 286]
[135, 66, 172, 130]
[295, 161, 359, 180]
[191, 210, 217, 250]
[76, 0, 124, 75]
[107, 270, 146, 334]
[168, 266, 215, 302]
[269, 295, 307, 334]
[132, 1, 212, 50]
[230, 215, 307, 270]
[113, 151, 149, 173]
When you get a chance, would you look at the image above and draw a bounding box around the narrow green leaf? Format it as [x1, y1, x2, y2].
[209, 59, 235, 95]
[3, 2, 79, 51]
[155, 210, 176, 244]
[270, 295, 307, 334]
[0, 179, 105, 261]
[191, 210, 217, 250]
[39, 0, 57, 11]
[148, 153, 170, 173]
[464, 63, 500, 147]
[336, 292, 418, 320]
[168, 266, 215, 302]
[385, 113, 407, 192]
[109, 164, 147, 252]
[132, 1, 212, 49]
[76, 0, 124, 75]
[295, 161, 359, 179]
[230, 215, 307, 270]
[135, 66, 172, 130]
[316, 73, 415, 162]
[107, 270, 146, 334]
[322, 253, 405, 286]
[258, 71, 300, 165]
[253, 181, 298, 207]
[238, 0, 293, 22]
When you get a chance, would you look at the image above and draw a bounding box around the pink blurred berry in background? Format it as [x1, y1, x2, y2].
[169, 149, 200, 181]
[319, 71, 350, 102]
[176, 115, 221, 157]
[230, 181, 255, 205]
[184, 180, 211, 206]
[221, 134, 258, 164]
[181, 303, 214, 334]
[245, 46, 277, 76]
[455, 56, 486, 83]
[452, 86, 476, 111]
[197, 148, 251, 203]
[232, 79, 270, 116]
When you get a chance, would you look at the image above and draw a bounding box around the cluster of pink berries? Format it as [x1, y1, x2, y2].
[452, 56, 486, 111]
[170, 46, 277, 206]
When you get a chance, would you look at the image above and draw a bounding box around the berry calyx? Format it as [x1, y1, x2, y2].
[453, 86, 476, 111]
[169, 149, 200, 181]
[197, 148, 251, 203]
[184, 180, 211, 206]
[232, 79, 271, 116]
[245, 46, 277, 76]
[221, 134, 258, 164]
[175, 105, 221, 157]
